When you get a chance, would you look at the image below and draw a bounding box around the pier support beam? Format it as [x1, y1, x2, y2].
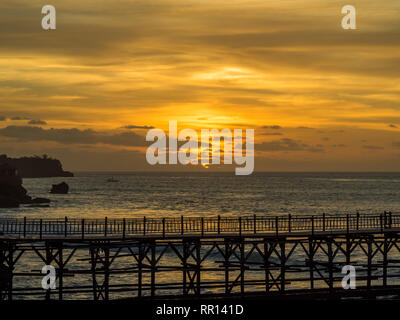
[327, 238, 334, 293]
[279, 238, 286, 293]
[223, 238, 246, 295]
[30, 240, 74, 300]
[90, 242, 110, 300]
[367, 235, 373, 290]
[0, 241, 16, 300]
[308, 238, 315, 290]
[0, 228, 400, 300]
[182, 238, 201, 296]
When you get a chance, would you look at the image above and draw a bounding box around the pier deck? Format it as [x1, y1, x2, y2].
[0, 212, 397, 239]
[1, 213, 400, 300]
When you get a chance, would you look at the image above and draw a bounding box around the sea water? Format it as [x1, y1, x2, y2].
[3, 172, 400, 299]
[2, 172, 400, 219]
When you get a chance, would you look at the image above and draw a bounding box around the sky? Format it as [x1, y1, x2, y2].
[0, 0, 400, 172]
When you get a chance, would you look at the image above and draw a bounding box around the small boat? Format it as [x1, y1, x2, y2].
[106, 177, 119, 183]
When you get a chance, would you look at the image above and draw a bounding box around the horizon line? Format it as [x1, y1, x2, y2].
[67, 170, 400, 174]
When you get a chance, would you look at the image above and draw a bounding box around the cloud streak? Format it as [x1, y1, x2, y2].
[122, 125, 155, 130]
[0, 126, 148, 147]
[28, 120, 47, 125]
[256, 138, 324, 153]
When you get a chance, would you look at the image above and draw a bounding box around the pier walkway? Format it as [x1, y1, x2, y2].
[0, 212, 397, 239]
[1, 213, 400, 300]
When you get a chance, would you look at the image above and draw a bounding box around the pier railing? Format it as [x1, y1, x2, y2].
[0, 212, 397, 239]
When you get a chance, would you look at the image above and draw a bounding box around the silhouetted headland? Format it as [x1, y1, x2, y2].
[0, 163, 50, 207]
[0, 154, 73, 178]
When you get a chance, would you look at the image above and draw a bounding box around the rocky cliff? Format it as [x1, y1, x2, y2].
[0, 162, 51, 207]
[0, 154, 73, 178]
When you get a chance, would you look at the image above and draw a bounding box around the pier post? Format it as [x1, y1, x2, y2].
[280, 239, 286, 293]
[367, 236, 373, 290]
[23, 217, 26, 238]
[288, 214, 291, 233]
[182, 240, 189, 295]
[81, 219, 85, 240]
[162, 218, 166, 238]
[40, 219, 43, 240]
[345, 235, 351, 265]
[64, 217, 68, 237]
[196, 239, 201, 296]
[150, 240, 156, 297]
[224, 239, 231, 294]
[181, 216, 184, 235]
[240, 239, 245, 295]
[311, 216, 314, 235]
[104, 217, 108, 237]
[356, 211, 360, 230]
[217, 215, 221, 234]
[383, 234, 388, 287]
[0, 241, 15, 300]
[327, 238, 334, 293]
[90, 244, 96, 300]
[385, 211, 388, 228]
[57, 242, 64, 301]
[122, 218, 126, 239]
[308, 238, 315, 290]
[44, 241, 52, 300]
[137, 242, 143, 298]
[263, 239, 270, 292]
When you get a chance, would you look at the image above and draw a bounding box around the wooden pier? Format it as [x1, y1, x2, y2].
[1, 212, 400, 300]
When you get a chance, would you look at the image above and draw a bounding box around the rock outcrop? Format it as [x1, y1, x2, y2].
[0, 163, 50, 208]
[50, 182, 69, 194]
[0, 154, 73, 178]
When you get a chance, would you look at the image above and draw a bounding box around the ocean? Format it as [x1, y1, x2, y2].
[3, 172, 400, 299]
[2, 172, 400, 219]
